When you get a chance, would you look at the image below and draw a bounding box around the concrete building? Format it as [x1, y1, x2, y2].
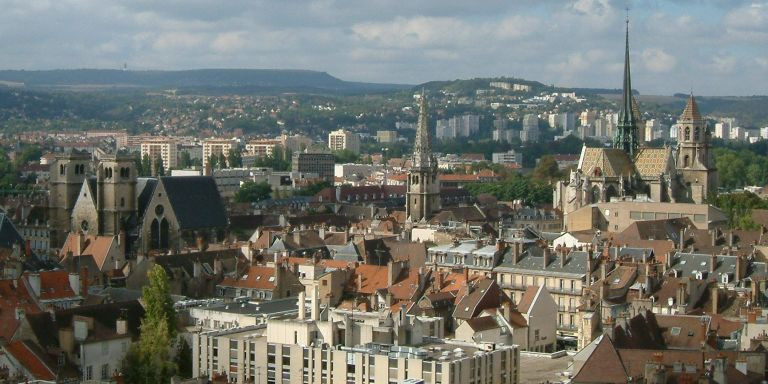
[292, 151, 335, 181]
[191, 293, 520, 384]
[520, 114, 539, 143]
[376, 130, 398, 143]
[563, 200, 728, 232]
[328, 129, 361, 154]
[245, 139, 281, 158]
[436, 115, 480, 140]
[203, 138, 235, 168]
[140, 137, 179, 170]
[492, 150, 523, 168]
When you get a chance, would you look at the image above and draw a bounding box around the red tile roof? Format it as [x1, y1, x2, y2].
[26, 271, 78, 300]
[347, 265, 388, 295]
[4, 340, 55, 380]
[218, 266, 275, 290]
[59, 233, 117, 271]
[0, 279, 42, 341]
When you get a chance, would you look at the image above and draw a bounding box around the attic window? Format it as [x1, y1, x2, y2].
[268, 276, 275, 282]
[256, 276, 261, 280]
[612, 278, 621, 284]
[700, 262, 707, 266]
[680, 260, 686, 265]
[241, 274, 249, 280]
[464, 307, 469, 312]
[688, 330, 695, 337]
[670, 327, 681, 336]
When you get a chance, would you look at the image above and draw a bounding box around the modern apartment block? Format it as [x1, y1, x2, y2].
[328, 129, 360, 154]
[140, 137, 179, 170]
[245, 139, 281, 158]
[292, 151, 335, 181]
[192, 292, 520, 384]
[436, 115, 480, 140]
[203, 138, 236, 168]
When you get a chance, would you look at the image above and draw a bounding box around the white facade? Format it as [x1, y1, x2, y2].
[492, 150, 523, 167]
[328, 129, 361, 154]
[140, 138, 179, 170]
[202, 139, 235, 168]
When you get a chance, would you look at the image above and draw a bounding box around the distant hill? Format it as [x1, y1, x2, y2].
[0, 69, 411, 94]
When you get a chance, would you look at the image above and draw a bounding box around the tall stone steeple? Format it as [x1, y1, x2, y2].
[406, 92, 440, 223]
[675, 93, 717, 203]
[613, 16, 639, 158]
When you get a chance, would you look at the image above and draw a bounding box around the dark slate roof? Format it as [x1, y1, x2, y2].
[136, 177, 158, 219]
[0, 211, 24, 249]
[86, 176, 97, 205]
[153, 249, 239, 278]
[669, 252, 768, 281]
[160, 176, 228, 229]
[496, 247, 594, 278]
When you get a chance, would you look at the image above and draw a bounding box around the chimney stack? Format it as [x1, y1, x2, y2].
[512, 242, 520, 265]
[543, 246, 551, 269]
[710, 253, 717, 274]
[711, 229, 717, 247]
[736, 254, 745, 282]
[711, 286, 719, 314]
[311, 289, 320, 321]
[560, 247, 567, 267]
[298, 291, 306, 320]
[728, 231, 734, 247]
[77, 231, 86, 254]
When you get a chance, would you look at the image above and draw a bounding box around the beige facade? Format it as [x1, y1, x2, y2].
[245, 139, 280, 158]
[328, 129, 360, 154]
[203, 139, 235, 168]
[563, 200, 728, 233]
[140, 138, 178, 170]
[48, 151, 91, 248]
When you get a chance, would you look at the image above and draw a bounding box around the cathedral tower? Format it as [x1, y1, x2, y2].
[613, 17, 639, 158]
[48, 150, 91, 248]
[96, 153, 137, 235]
[406, 93, 440, 222]
[676, 94, 717, 203]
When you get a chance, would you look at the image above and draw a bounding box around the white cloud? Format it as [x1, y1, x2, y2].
[641, 48, 677, 72]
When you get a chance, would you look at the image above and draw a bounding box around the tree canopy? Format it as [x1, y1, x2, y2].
[234, 181, 272, 203]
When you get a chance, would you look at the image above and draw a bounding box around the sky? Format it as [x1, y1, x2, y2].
[1, 0, 766, 96]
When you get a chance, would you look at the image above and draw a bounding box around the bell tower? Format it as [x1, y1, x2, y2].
[96, 153, 137, 236]
[676, 94, 716, 203]
[406, 93, 440, 223]
[48, 150, 91, 248]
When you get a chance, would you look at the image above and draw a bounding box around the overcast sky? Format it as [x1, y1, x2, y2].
[1, 0, 766, 96]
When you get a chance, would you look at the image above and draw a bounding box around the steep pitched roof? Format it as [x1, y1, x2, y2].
[465, 316, 500, 332]
[0, 211, 24, 249]
[572, 336, 628, 383]
[347, 264, 389, 295]
[4, 340, 55, 380]
[579, 147, 635, 178]
[680, 94, 702, 122]
[453, 278, 505, 320]
[633, 147, 673, 178]
[218, 266, 275, 290]
[58, 233, 117, 270]
[516, 286, 539, 314]
[0, 279, 42, 341]
[159, 176, 228, 229]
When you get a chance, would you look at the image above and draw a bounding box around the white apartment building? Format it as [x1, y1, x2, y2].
[328, 129, 361, 154]
[520, 114, 539, 143]
[192, 293, 520, 384]
[203, 138, 235, 168]
[492, 150, 523, 167]
[140, 138, 179, 170]
[436, 115, 480, 140]
[245, 139, 281, 158]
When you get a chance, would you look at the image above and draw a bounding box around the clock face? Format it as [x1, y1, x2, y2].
[155, 204, 165, 215]
[80, 220, 89, 231]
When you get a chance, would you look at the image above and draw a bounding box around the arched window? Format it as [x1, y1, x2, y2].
[683, 155, 690, 168]
[684, 127, 691, 141]
[60, 164, 65, 175]
[120, 197, 125, 207]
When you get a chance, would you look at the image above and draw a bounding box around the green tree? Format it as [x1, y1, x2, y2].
[234, 181, 272, 203]
[532, 155, 561, 182]
[296, 180, 333, 196]
[175, 338, 193, 379]
[227, 149, 243, 168]
[208, 155, 218, 169]
[122, 265, 177, 382]
[140, 154, 152, 177]
[218, 152, 227, 169]
[333, 149, 360, 163]
[179, 151, 192, 169]
[13, 145, 42, 168]
[710, 192, 768, 229]
[153, 156, 165, 176]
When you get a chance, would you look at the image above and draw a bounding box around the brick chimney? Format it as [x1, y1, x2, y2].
[710, 253, 717, 274]
[736, 254, 745, 282]
[542, 246, 551, 269]
[711, 286, 719, 314]
[512, 242, 520, 265]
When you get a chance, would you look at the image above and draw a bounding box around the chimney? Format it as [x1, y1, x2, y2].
[708, 253, 717, 274]
[676, 282, 686, 309]
[678, 229, 685, 252]
[387, 262, 394, 287]
[736, 255, 744, 281]
[195, 233, 207, 252]
[728, 231, 734, 247]
[77, 231, 86, 254]
[560, 247, 567, 268]
[434, 271, 444, 292]
[293, 230, 301, 247]
[116, 309, 128, 335]
[28, 273, 41, 297]
[463, 267, 469, 287]
[24, 239, 31, 258]
[69, 272, 81, 296]
[587, 247, 594, 284]
[214, 258, 222, 275]
[600, 260, 608, 281]
[543, 247, 551, 268]
[711, 286, 719, 314]
[193, 259, 202, 278]
[118, 229, 126, 254]
[711, 230, 717, 247]
[747, 309, 758, 323]
[298, 291, 306, 320]
[512, 242, 520, 265]
[600, 280, 608, 302]
[80, 267, 89, 298]
[311, 289, 320, 321]
[357, 274, 363, 291]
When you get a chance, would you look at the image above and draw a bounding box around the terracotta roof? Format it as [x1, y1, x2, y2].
[218, 266, 276, 290]
[572, 336, 628, 383]
[453, 278, 505, 320]
[680, 94, 702, 122]
[347, 264, 388, 295]
[0, 279, 42, 341]
[508, 311, 528, 328]
[516, 286, 539, 314]
[465, 316, 500, 332]
[387, 268, 425, 301]
[28, 270, 78, 300]
[4, 340, 55, 380]
[286, 257, 354, 270]
[709, 314, 743, 338]
[58, 233, 117, 271]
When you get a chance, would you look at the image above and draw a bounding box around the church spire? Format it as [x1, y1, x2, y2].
[614, 14, 639, 158]
[412, 91, 434, 168]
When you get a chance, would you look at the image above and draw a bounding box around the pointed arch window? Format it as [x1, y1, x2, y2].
[684, 127, 691, 141]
